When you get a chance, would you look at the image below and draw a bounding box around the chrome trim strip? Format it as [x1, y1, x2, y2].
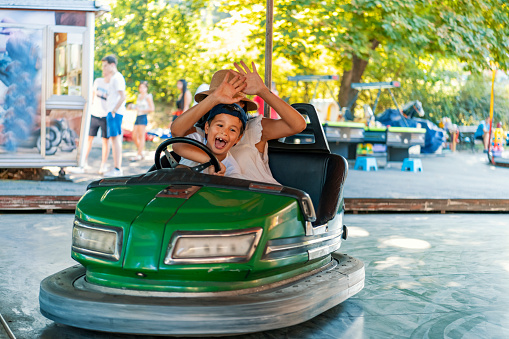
[164, 228, 263, 265]
[311, 223, 327, 235]
[305, 221, 314, 236]
[76, 259, 337, 298]
[72, 219, 123, 262]
[0, 313, 16, 339]
[262, 228, 343, 260]
[300, 194, 316, 222]
[308, 239, 342, 260]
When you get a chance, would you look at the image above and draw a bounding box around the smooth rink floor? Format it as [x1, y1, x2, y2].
[1, 213, 509, 339]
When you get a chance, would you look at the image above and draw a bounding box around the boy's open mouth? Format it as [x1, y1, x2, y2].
[214, 137, 227, 150]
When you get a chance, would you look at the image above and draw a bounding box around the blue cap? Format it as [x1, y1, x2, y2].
[206, 103, 247, 130]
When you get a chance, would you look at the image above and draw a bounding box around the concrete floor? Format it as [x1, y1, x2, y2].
[343, 152, 509, 199]
[2, 147, 509, 200]
[1, 213, 509, 338]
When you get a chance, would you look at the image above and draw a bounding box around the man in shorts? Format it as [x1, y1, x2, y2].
[69, 76, 110, 174]
[102, 54, 126, 177]
[86, 77, 110, 173]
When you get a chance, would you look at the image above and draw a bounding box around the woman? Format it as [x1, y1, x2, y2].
[129, 81, 154, 161]
[173, 79, 192, 121]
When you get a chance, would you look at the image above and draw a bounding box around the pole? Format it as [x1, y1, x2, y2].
[488, 69, 497, 164]
[388, 88, 408, 127]
[264, 0, 274, 118]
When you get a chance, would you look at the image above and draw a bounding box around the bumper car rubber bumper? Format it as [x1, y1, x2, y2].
[39, 252, 364, 336]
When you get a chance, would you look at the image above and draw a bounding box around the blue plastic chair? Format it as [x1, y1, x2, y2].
[354, 157, 378, 171]
[402, 158, 423, 172]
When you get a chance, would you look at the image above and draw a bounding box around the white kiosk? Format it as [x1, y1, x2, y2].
[0, 1, 107, 169]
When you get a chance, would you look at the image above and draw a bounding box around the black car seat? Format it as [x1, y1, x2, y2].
[268, 103, 348, 226]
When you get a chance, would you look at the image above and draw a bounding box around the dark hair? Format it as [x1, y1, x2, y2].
[178, 79, 187, 95]
[102, 54, 117, 65]
[205, 117, 245, 135]
[206, 103, 247, 134]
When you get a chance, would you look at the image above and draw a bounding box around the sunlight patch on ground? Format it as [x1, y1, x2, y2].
[397, 281, 422, 289]
[499, 261, 509, 273]
[347, 226, 370, 237]
[379, 236, 431, 249]
[413, 217, 429, 221]
[41, 226, 67, 237]
[373, 256, 425, 270]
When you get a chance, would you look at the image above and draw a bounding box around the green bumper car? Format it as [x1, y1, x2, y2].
[39, 103, 365, 336]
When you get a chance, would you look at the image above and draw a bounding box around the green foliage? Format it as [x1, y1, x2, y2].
[95, 0, 509, 128]
[222, 0, 509, 69]
[221, 0, 509, 116]
[422, 72, 509, 127]
[95, 0, 206, 104]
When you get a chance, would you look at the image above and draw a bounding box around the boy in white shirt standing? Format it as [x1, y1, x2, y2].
[102, 55, 126, 177]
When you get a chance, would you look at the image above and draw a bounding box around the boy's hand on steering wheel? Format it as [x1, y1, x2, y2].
[211, 70, 247, 105]
[233, 61, 265, 96]
[208, 161, 226, 176]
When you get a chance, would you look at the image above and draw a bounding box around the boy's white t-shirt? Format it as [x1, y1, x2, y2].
[230, 115, 280, 185]
[106, 71, 126, 115]
[178, 130, 244, 179]
[91, 78, 108, 118]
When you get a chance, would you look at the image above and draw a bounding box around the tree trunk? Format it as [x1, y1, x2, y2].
[338, 40, 380, 110]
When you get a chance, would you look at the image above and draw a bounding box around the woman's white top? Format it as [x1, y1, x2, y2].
[230, 115, 280, 185]
[136, 93, 152, 115]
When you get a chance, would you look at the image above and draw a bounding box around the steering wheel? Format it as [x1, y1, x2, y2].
[154, 137, 221, 173]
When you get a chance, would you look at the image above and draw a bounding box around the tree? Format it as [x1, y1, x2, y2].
[222, 0, 509, 109]
[95, 0, 206, 103]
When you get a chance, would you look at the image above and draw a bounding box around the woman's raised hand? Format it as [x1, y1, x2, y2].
[233, 61, 265, 96]
[211, 70, 247, 104]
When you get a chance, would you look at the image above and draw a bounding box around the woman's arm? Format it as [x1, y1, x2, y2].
[183, 91, 192, 112]
[257, 87, 306, 142]
[171, 94, 221, 137]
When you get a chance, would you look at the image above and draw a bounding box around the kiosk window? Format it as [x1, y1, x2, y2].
[53, 32, 83, 96]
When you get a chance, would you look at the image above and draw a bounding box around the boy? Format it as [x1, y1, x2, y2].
[171, 71, 247, 177]
[101, 54, 126, 177]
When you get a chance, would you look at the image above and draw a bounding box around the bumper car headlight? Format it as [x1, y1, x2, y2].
[165, 228, 263, 265]
[72, 219, 122, 261]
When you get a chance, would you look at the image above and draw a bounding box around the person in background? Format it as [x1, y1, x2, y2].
[173, 79, 192, 122]
[253, 81, 279, 119]
[84, 76, 110, 174]
[192, 83, 209, 106]
[128, 81, 154, 161]
[102, 55, 126, 177]
[67, 75, 111, 174]
[475, 117, 491, 153]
